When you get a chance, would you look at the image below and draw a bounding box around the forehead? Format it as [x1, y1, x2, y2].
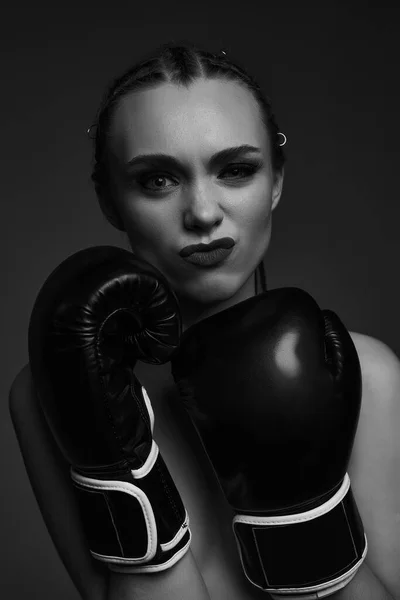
[109, 78, 268, 160]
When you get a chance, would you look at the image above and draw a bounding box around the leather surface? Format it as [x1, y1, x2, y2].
[28, 245, 181, 467]
[28, 246, 189, 568]
[171, 288, 362, 513]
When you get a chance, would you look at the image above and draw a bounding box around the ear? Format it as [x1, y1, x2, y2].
[96, 187, 126, 231]
[271, 168, 284, 211]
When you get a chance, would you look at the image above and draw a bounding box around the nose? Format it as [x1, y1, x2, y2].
[182, 183, 224, 233]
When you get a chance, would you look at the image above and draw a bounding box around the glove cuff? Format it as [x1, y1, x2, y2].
[71, 442, 191, 573]
[232, 473, 367, 598]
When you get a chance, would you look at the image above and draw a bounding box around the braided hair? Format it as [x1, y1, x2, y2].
[89, 41, 286, 293]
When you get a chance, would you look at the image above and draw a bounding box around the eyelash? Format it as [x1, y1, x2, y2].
[137, 162, 262, 192]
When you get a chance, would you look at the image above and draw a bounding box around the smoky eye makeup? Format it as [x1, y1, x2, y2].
[128, 159, 265, 193]
[137, 172, 179, 192]
[119, 142, 269, 196]
[219, 158, 264, 178]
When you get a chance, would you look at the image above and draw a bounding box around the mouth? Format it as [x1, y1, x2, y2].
[179, 237, 235, 257]
[179, 237, 236, 268]
[181, 246, 234, 267]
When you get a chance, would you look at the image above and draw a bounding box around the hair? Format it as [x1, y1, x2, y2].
[90, 41, 287, 294]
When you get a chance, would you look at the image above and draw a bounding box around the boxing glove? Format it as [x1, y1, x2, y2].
[28, 246, 191, 573]
[171, 288, 367, 598]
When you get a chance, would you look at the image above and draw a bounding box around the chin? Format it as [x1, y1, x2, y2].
[176, 272, 250, 306]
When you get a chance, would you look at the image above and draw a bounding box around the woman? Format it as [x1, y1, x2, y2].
[9, 42, 400, 599]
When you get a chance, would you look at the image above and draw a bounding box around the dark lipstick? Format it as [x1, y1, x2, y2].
[179, 237, 235, 267]
[179, 237, 235, 258]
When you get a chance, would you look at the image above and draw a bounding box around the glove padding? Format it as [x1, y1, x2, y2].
[171, 287, 367, 597]
[29, 246, 191, 573]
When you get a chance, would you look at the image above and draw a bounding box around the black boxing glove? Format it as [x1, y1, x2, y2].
[171, 288, 367, 598]
[28, 246, 190, 573]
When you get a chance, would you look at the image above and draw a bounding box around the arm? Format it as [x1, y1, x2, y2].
[334, 562, 394, 599]
[107, 552, 210, 600]
[348, 334, 400, 599]
[9, 364, 109, 600]
[9, 365, 211, 600]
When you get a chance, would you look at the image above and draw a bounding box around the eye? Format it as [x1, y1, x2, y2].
[219, 163, 261, 180]
[139, 173, 178, 192]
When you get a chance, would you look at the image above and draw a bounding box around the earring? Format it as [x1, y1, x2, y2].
[277, 132, 287, 147]
[87, 124, 97, 139]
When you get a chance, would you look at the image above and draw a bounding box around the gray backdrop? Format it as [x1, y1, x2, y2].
[2, 1, 398, 598]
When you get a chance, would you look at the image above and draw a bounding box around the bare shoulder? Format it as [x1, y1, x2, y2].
[9, 363, 38, 431]
[348, 332, 400, 598]
[9, 363, 46, 447]
[349, 332, 400, 429]
[9, 363, 31, 401]
[349, 331, 400, 384]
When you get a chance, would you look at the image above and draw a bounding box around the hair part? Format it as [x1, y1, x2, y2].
[90, 41, 285, 293]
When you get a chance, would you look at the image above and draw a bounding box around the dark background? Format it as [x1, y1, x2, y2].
[2, 1, 398, 597]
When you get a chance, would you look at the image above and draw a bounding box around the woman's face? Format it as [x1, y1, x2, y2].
[106, 78, 283, 309]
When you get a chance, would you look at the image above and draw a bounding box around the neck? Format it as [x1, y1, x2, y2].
[178, 271, 257, 332]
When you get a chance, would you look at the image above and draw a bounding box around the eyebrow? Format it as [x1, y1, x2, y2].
[125, 144, 262, 171]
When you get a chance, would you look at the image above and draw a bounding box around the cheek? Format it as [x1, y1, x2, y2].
[120, 199, 177, 256]
[238, 183, 273, 238]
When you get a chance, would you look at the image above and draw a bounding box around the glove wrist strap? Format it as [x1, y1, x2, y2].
[233, 473, 367, 598]
[71, 442, 191, 573]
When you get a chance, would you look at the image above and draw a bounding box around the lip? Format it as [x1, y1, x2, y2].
[182, 246, 234, 267]
[179, 237, 235, 258]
